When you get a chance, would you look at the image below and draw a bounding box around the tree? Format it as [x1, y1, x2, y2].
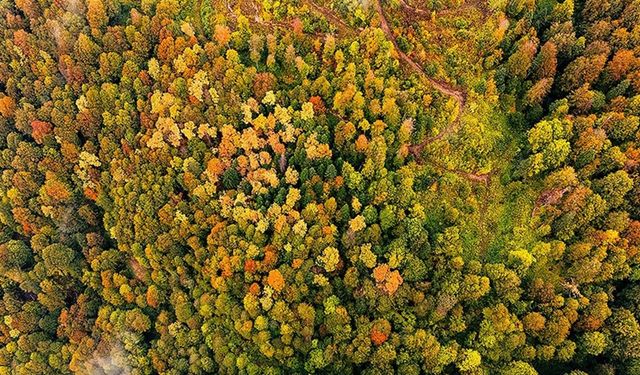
[86, 0, 108, 34]
[594, 170, 633, 209]
[42, 244, 79, 276]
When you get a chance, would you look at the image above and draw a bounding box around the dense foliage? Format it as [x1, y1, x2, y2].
[0, 0, 639, 373]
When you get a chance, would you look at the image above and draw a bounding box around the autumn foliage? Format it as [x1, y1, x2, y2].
[0, 0, 639, 374]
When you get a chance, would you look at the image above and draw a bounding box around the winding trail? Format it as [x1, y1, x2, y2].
[371, 0, 468, 159]
[373, 0, 466, 106]
[372, 0, 493, 183]
[428, 162, 492, 184]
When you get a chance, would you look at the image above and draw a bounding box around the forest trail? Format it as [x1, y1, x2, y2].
[372, 0, 467, 108]
[372, 0, 466, 148]
[372, 0, 493, 183]
[429, 162, 492, 184]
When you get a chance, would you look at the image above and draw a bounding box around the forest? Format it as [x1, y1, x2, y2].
[0, 0, 639, 373]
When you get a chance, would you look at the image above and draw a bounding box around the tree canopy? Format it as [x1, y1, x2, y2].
[1, 0, 639, 374]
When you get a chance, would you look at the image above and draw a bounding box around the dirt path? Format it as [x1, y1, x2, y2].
[373, 0, 466, 106]
[428, 162, 492, 184]
[457, 170, 491, 184]
[296, 0, 489, 184]
[372, 0, 466, 156]
[371, 0, 494, 184]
